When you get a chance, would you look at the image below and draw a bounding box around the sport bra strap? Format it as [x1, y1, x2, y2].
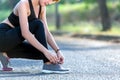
[28, 0, 36, 18]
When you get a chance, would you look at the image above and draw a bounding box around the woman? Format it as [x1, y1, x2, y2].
[0, 0, 69, 73]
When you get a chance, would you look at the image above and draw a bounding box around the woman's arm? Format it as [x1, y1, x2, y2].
[40, 6, 64, 64]
[17, 1, 58, 63]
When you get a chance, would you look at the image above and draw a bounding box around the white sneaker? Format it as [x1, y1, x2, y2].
[42, 64, 70, 74]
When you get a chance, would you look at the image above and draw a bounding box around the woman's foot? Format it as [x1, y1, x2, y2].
[42, 63, 69, 74]
[0, 53, 13, 71]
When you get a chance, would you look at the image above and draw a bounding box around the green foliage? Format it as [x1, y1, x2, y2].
[57, 3, 99, 25]
[59, 0, 66, 4]
[83, 0, 96, 4]
[0, 10, 11, 22]
[59, 0, 80, 4]
[117, 4, 120, 12]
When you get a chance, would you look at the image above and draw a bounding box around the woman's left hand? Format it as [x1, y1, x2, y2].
[57, 51, 64, 64]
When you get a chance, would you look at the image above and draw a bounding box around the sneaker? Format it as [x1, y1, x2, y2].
[2, 67, 13, 71]
[42, 64, 69, 74]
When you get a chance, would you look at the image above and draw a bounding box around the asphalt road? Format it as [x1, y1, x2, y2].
[0, 36, 120, 80]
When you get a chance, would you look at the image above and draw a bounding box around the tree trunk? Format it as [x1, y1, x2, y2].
[55, 3, 61, 30]
[97, 0, 111, 31]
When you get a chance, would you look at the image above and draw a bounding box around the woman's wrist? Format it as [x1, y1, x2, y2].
[55, 49, 60, 53]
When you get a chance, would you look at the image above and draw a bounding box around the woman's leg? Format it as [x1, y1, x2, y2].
[29, 19, 48, 48]
[7, 19, 49, 63]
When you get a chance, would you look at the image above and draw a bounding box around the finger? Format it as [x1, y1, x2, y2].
[48, 55, 55, 63]
[59, 60, 64, 64]
[49, 55, 58, 64]
[50, 58, 55, 63]
[55, 55, 59, 61]
[59, 58, 64, 64]
[53, 56, 59, 64]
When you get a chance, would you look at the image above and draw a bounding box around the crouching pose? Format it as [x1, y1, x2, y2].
[0, 0, 69, 73]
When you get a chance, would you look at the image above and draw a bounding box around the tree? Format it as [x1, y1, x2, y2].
[55, 3, 61, 30]
[97, 0, 111, 31]
[84, 0, 111, 31]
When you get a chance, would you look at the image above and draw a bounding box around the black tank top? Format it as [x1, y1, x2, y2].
[8, 0, 41, 27]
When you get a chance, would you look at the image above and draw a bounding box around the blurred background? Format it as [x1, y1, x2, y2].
[0, 0, 120, 37]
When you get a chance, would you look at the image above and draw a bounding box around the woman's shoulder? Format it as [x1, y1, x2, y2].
[14, 0, 28, 10]
[15, 0, 28, 11]
[13, 0, 28, 16]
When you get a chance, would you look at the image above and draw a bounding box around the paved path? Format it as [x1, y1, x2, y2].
[0, 36, 120, 80]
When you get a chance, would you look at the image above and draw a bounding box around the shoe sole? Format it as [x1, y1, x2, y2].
[42, 70, 70, 74]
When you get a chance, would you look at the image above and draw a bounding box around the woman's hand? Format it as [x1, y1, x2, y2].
[57, 51, 64, 64]
[44, 51, 59, 64]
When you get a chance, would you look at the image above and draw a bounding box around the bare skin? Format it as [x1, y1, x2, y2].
[1, 0, 64, 64]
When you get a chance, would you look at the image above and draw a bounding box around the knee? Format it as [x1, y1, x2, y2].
[29, 19, 45, 32]
[34, 19, 44, 30]
[34, 19, 44, 26]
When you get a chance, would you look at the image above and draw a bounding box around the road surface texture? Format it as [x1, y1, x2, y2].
[0, 36, 120, 80]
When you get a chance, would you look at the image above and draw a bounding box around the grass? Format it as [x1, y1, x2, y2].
[49, 22, 120, 36]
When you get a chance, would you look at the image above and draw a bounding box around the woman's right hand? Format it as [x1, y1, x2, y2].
[44, 51, 59, 64]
